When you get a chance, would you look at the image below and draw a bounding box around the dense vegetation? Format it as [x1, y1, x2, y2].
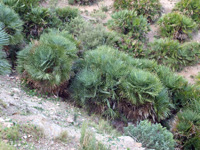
[1, 0, 200, 149]
[114, 0, 162, 23]
[147, 38, 200, 71]
[173, 0, 200, 26]
[17, 31, 77, 94]
[124, 120, 175, 150]
[158, 12, 197, 41]
[0, 3, 23, 45]
[0, 24, 10, 75]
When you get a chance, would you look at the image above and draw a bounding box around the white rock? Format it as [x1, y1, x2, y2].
[23, 135, 27, 139]
[66, 116, 74, 123]
[11, 88, 20, 94]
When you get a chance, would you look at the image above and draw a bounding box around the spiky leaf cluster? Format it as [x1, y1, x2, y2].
[173, 0, 200, 26]
[108, 10, 150, 43]
[0, 23, 10, 75]
[173, 100, 200, 150]
[17, 31, 77, 94]
[0, 3, 23, 45]
[2, 0, 79, 40]
[147, 38, 200, 71]
[158, 12, 197, 41]
[114, 0, 162, 23]
[55, 7, 79, 23]
[71, 46, 176, 121]
[66, 17, 120, 51]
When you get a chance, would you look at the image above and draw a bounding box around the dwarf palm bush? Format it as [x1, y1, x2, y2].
[108, 10, 150, 42]
[71, 46, 173, 122]
[2, 0, 78, 40]
[55, 7, 79, 23]
[174, 0, 200, 26]
[0, 23, 10, 75]
[66, 17, 120, 51]
[158, 12, 197, 41]
[0, 3, 23, 45]
[147, 38, 181, 70]
[107, 10, 149, 56]
[17, 31, 77, 94]
[117, 36, 146, 58]
[147, 38, 200, 71]
[114, 0, 162, 23]
[124, 120, 175, 150]
[173, 100, 200, 150]
[1, 0, 41, 16]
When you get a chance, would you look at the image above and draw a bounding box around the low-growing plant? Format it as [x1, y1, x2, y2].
[0, 23, 11, 75]
[71, 46, 173, 122]
[23, 7, 57, 39]
[108, 10, 150, 43]
[117, 34, 146, 58]
[124, 120, 175, 150]
[173, 100, 200, 150]
[0, 3, 23, 45]
[2, 0, 77, 40]
[147, 38, 200, 71]
[66, 17, 120, 51]
[55, 131, 69, 143]
[17, 31, 77, 94]
[173, 0, 200, 26]
[55, 7, 79, 23]
[158, 12, 197, 41]
[114, 0, 162, 23]
[1, 0, 41, 17]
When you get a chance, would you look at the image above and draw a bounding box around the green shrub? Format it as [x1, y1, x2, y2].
[0, 23, 11, 75]
[113, 55, 194, 108]
[173, 100, 200, 150]
[158, 12, 197, 41]
[114, 0, 162, 23]
[17, 31, 77, 94]
[1, 0, 41, 16]
[147, 38, 200, 71]
[23, 7, 58, 39]
[71, 46, 173, 121]
[124, 120, 175, 150]
[108, 10, 150, 42]
[173, 0, 200, 25]
[1, 0, 72, 40]
[66, 17, 120, 51]
[0, 3, 23, 45]
[117, 35, 146, 58]
[55, 7, 79, 23]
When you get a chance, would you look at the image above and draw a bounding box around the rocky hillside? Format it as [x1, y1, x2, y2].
[0, 74, 144, 150]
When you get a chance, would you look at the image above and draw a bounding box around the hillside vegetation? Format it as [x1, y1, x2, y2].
[0, 0, 200, 149]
